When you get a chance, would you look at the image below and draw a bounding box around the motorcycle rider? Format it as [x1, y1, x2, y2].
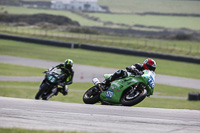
[54, 59, 74, 95]
[104, 58, 156, 86]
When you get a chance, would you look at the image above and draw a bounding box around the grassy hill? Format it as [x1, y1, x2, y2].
[19, 0, 200, 14]
[99, 0, 200, 14]
[0, 1, 200, 57]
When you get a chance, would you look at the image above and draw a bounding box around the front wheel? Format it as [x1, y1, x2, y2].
[83, 86, 100, 104]
[35, 83, 49, 100]
[121, 88, 147, 106]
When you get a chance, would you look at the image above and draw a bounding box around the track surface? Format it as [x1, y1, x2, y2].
[0, 96, 200, 133]
[0, 55, 200, 132]
[1, 55, 200, 89]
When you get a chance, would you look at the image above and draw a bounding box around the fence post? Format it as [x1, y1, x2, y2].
[0, 23, 2, 32]
[45, 30, 47, 37]
[145, 40, 147, 47]
[159, 41, 162, 49]
[15, 26, 18, 33]
[174, 44, 176, 50]
[71, 43, 74, 49]
[190, 46, 192, 53]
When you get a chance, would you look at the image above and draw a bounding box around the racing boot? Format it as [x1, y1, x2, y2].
[60, 85, 68, 96]
[103, 78, 112, 91]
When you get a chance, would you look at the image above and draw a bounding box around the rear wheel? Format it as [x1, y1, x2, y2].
[35, 83, 49, 100]
[121, 86, 147, 106]
[83, 86, 100, 104]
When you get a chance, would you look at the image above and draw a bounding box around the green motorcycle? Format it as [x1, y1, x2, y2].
[83, 70, 155, 106]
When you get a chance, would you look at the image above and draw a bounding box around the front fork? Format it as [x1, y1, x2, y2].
[92, 78, 103, 92]
[130, 83, 139, 94]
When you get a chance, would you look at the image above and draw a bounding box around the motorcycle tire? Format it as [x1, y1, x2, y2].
[35, 83, 49, 100]
[121, 88, 147, 106]
[83, 86, 100, 104]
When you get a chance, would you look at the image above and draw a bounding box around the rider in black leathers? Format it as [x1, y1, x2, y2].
[54, 59, 74, 95]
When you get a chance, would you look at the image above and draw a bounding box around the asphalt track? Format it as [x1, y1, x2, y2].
[0, 96, 200, 133]
[0, 55, 200, 90]
[0, 55, 200, 132]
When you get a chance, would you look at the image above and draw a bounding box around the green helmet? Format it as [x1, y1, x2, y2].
[64, 59, 73, 68]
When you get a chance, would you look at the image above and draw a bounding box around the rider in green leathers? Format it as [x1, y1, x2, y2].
[104, 58, 156, 86]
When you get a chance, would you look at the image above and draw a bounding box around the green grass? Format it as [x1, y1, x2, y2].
[1, 25, 200, 57]
[135, 98, 200, 110]
[0, 81, 200, 110]
[1, 5, 200, 58]
[1, 39, 200, 79]
[87, 13, 200, 30]
[1, 81, 199, 99]
[18, 0, 200, 14]
[0, 63, 44, 76]
[0, 39, 199, 110]
[0, 6, 103, 27]
[99, 0, 200, 14]
[1, 5, 200, 30]
[155, 84, 200, 97]
[0, 81, 91, 103]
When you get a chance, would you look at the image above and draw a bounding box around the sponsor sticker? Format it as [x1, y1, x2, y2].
[106, 90, 113, 99]
[117, 89, 121, 92]
[148, 76, 155, 89]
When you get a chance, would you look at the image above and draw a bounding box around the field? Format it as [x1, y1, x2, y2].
[1, 5, 200, 30]
[0, 39, 200, 110]
[1, 39, 200, 79]
[22, 0, 200, 14]
[1, 80, 200, 110]
[1, 4, 200, 58]
[0, 6, 103, 27]
[1, 26, 200, 57]
[87, 13, 200, 30]
[0, 1, 200, 132]
[99, 0, 200, 14]
[0, 62, 200, 110]
[0, 1, 200, 111]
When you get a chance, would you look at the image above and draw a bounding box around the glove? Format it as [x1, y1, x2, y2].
[132, 69, 143, 76]
[126, 66, 132, 72]
[65, 81, 72, 85]
[57, 73, 65, 80]
[43, 69, 49, 73]
[126, 65, 136, 72]
[58, 82, 65, 86]
[43, 70, 47, 73]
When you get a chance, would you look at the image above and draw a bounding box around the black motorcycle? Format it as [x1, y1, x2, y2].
[35, 67, 66, 100]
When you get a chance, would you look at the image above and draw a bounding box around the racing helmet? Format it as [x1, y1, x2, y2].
[64, 59, 73, 69]
[143, 58, 156, 71]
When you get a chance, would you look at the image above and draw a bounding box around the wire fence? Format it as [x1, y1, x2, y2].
[0, 24, 199, 57]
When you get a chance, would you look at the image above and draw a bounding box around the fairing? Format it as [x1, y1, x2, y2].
[100, 70, 155, 103]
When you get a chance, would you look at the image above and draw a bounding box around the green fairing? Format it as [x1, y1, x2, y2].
[100, 70, 155, 103]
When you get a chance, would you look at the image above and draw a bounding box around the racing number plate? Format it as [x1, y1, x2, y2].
[148, 76, 155, 89]
[106, 90, 113, 99]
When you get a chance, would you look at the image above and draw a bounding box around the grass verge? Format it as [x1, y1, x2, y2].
[0, 81, 199, 110]
[1, 26, 200, 57]
[1, 39, 200, 79]
[0, 63, 44, 76]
